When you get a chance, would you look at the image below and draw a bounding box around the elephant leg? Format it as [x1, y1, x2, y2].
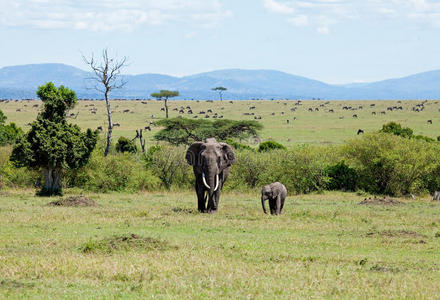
[196, 180, 206, 212]
[280, 197, 285, 214]
[207, 193, 216, 213]
[269, 199, 276, 215]
[276, 195, 282, 215]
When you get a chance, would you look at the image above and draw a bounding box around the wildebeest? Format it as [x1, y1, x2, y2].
[357, 129, 364, 135]
[353, 114, 358, 118]
[97, 126, 103, 131]
[144, 126, 151, 131]
[428, 120, 433, 124]
[113, 123, 120, 127]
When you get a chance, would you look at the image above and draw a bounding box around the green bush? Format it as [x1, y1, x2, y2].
[258, 141, 286, 152]
[224, 138, 254, 151]
[327, 161, 357, 191]
[147, 144, 193, 190]
[0, 146, 39, 189]
[380, 122, 413, 138]
[64, 150, 160, 192]
[116, 137, 137, 154]
[344, 133, 440, 196]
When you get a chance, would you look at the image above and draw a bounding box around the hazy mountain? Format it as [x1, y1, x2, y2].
[0, 63, 439, 100]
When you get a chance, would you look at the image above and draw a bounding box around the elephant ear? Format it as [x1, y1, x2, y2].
[220, 143, 236, 167]
[186, 142, 203, 166]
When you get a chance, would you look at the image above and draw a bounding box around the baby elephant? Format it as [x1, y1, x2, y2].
[261, 182, 287, 215]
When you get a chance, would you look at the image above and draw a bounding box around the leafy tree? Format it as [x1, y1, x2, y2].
[10, 82, 98, 196]
[212, 86, 227, 101]
[154, 118, 262, 145]
[258, 141, 286, 152]
[0, 110, 23, 146]
[116, 136, 138, 154]
[151, 90, 179, 119]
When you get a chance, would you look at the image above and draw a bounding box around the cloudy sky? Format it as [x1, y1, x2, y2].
[1, 0, 440, 83]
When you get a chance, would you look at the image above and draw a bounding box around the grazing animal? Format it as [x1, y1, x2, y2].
[144, 126, 151, 131]
[123, 109, 130, 113]
[286, 120, 290, 124]
[428, 120, 433, 124]
[207, 109, 213, 113]
[357, 129, 364, 135]
[372, 112, 376, 115]
[186, 138, 236, 213]
[353, 114, 358, 118]
[97, 126, 103, 131]
[261, 182, 287, 215]
[113, 123, 120, 127]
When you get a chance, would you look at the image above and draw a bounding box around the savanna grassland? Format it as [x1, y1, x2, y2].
[2, 99, 440, 299]
[1, 190, 440, 299]
[1, 99, 439, 145]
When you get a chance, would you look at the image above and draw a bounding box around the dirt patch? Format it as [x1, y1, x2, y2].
[369, 264, 401, 273]
[80, 233, 178, 254]
[359, 196, 403, 206]
[172, 207, 197, 214]
[48, 195, 97, 207]
[0, 279, 35, 289]
[366, 229, 425, 238]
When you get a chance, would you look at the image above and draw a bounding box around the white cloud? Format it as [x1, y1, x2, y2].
[263, 0, 440, 33]
[0, 0, 231, 31]
[263, 0, 295, 14]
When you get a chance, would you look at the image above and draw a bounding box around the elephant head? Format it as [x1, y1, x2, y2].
[186, 138, 235, 212]
[261, 185, 273, 214]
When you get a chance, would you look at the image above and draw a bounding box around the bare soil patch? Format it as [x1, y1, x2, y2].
[47, 195, 97, 207]
[80, 233, 178, 254]
[366, 229, 425, 238]
[359, 196, 403, 206]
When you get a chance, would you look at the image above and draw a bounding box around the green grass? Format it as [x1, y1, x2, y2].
[2, 99, 440, 146]
[1, 190, 440, 298]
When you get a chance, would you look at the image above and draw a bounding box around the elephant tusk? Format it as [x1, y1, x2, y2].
[214, 174, 219, 191]
[202, 173, 211, 189]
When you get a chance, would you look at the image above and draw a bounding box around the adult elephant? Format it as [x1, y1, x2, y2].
[186, 138, 236, 213]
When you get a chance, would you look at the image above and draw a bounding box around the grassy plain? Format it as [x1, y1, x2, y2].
[1, 99, 439, 145]
[0, 190, 439, 298]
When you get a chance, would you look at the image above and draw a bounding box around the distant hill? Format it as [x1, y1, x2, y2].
[0, 63, 439, 100]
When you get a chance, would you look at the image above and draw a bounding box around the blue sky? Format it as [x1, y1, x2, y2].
[1, 0, 440, 84]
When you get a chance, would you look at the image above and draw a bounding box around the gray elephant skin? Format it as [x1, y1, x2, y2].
[186, 138, 236, 213]
[261, 182, 287, 215]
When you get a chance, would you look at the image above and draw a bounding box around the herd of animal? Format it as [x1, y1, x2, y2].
[185, 137, 287, 215]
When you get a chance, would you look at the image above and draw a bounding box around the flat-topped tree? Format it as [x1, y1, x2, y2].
[151, 90, 179, 119]
[212, 86, 227, 101]
[10, 82, 98, 196]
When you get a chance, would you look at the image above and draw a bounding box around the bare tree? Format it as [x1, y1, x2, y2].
[83, 49, 128, 156]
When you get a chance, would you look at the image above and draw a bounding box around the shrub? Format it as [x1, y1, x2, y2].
[343, 133, 440, 196]
[224, 138, 254, 151]
[64, 150, 160, 192]
[116, 137, 137, 154]
[147, 144, 193, 189]
[327, 160, 357, 191]
[380, 122, 413, 138]
[258, 141, 286, 152]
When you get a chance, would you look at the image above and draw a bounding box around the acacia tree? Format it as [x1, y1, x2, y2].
[154, 118, 263, 145]
[10, 83, 98, 196]
[151, 90, 179, 119]
[212, 86, 227, 101]
[83, 49, 127, 156]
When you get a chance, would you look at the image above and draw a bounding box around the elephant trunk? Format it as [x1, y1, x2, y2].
[261, 196, 267, 214]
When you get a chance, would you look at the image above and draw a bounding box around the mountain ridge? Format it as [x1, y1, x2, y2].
[0, 63, 439, 100]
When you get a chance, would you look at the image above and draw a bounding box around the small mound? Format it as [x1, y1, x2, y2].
[80, 234, 178, 254]
[359, 196, 402, 206]
[48, 195, 97, 207]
